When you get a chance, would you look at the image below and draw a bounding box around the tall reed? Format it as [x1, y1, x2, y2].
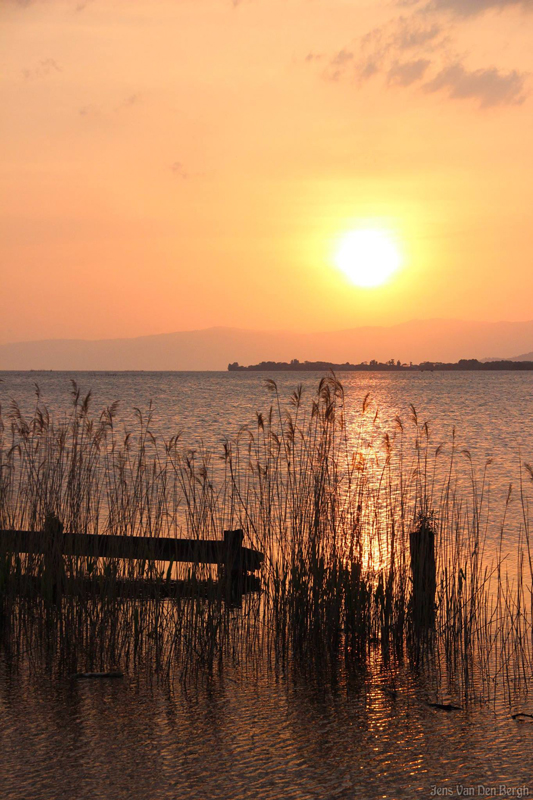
[0, 378, 531, 704]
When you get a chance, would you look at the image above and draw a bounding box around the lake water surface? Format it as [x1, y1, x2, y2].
[2, 369, 532, 548]
[1, 371, 532, 799]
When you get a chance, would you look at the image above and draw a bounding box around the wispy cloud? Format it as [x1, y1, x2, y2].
[390, 18, 444, 50]
[23, 58, 62, 80]
[78, 94, 140, 120]
[388, 58, 431, 86]
[305, 53, 324, 63]
[428, 0, 533, 15]
[79, 104, 98, 117]
[115, 93, 140, 112]
[75, 0, 95, 11]
[304, 2, 529, 108]
[170, 161, 188, 179]
[359, 15, 445, 58]
[324, 49, 354, 81]
[7, 0, 93, 8]
[338, 14, 448, 86]
[424, 63, 527, 106]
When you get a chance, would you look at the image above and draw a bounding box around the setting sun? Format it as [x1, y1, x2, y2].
[335, 230, 402, 288]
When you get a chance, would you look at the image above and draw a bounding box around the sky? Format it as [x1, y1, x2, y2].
[1, 0, 532, 344]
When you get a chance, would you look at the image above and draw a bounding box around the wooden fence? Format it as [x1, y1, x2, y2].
[0, 519, 263, 603]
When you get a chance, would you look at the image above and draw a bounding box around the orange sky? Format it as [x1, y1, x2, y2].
[1, 0, 532, 344]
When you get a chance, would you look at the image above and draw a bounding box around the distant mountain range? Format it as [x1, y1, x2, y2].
[485, 351, 533, 362]
[1, 319, 533, 371]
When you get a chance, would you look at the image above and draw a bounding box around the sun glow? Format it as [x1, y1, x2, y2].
[335, 229, 402, 288]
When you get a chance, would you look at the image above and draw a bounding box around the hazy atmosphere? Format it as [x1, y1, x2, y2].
[2, 3, 533, 799]
[2, 0, 533, 359]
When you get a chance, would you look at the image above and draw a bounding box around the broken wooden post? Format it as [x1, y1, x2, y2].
[409, 512, 436, 633]
[224, 529, 244, 606]
[42, 512, 64, 604]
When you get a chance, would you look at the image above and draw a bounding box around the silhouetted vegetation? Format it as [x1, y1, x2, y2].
[229, 358, 533, 371]
[0, 378, 532, 708]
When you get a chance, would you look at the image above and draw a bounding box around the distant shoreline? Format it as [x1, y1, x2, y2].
[228, 358, 533, 372]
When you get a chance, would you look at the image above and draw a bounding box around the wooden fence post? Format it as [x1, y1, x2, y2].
[409, 513, 436, 633]
[43, 512, 64, 604]
[224, 529, 244, 606]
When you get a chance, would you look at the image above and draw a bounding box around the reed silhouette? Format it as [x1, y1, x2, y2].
[0, 378, 531, 706]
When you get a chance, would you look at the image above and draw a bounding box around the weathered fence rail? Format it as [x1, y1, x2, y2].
[0, 523, 263, 603]
[0, 528, 263, 573]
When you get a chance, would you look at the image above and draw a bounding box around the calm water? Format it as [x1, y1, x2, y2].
[1, 662, 533, 800]
[1, 371, 533, 799]
[2, 369, 532, 542]
[2, 370, 532, 462]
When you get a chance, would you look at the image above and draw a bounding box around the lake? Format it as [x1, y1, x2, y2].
[1, 370, 532, 799]
[2, 369, 532, 549]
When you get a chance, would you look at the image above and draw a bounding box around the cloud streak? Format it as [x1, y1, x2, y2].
[170, 161, 188, 179]
[388, 58, 431, 86]
[23, 58, 62, 80]
[305, 2, 529, 108]
[324, 49, 354, 81]
[7, 0, 94, 8]
[424, 63, 527, 106]
[428, 0, 533, 15]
